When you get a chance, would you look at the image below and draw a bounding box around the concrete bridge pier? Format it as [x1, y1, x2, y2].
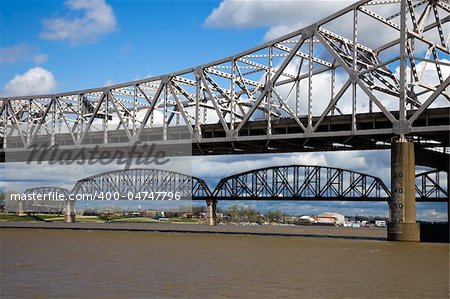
[64, 200, 76, 223]
[388, 139, 420, 241]
[17, 201, 26, 216]
[206, 199, 217, 226]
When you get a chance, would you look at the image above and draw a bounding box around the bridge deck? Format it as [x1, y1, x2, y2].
[2, 108, 449, 161]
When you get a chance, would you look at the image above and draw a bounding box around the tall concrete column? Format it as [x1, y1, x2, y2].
[206, 199, 217, 226]
[388, 140, 420, 241]
[17, 201, 26, 216]
[64, 200, 76, 223]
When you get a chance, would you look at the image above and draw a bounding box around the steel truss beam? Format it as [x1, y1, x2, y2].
[213, 165, 448, 202]
[19, 187, 70, 213]
[1, 0, 448, 154]
[213, 165, 391, 201]
[21, 166, 448, 204]
[415, 169, 449, 201]
[71, 168, 212, 199]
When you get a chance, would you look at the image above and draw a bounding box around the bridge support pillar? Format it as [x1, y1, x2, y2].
[64, 200, 76, 223]
[17, 201, 26, 216]
[206, 199, 217, 226]
[388, 140, 420, 241]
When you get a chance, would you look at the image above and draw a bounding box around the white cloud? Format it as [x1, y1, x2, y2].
[191, 153, 327, 180]
[41, 0, 117, 45]
[393, 59, 450, 109]
[2, 67, 56, 96]
[205, 0, 405, 50]
[205, 0, 355, 41]
[205, 0, 352, 29]
[264, 23, 303, 41]
[0, 44, 48, 65]
[416, 208, 448, 222]
[190, 150, 390, 184]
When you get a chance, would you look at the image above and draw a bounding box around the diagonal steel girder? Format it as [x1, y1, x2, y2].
[1, 0, 449, 151]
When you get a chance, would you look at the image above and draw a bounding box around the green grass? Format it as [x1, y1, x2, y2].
[0, 213, 67, 222]
[0, 213, 205, 224]
[0, 213, 40, 222]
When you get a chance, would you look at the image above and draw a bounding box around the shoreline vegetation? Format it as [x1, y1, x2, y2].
[0, 205, 392, 226]
[0, 213, 205, 224]
[1, 216, 448, 242]
[0, 212, 446, 226]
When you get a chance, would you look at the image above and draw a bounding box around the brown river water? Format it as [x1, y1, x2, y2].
[0, 228, 449, 299]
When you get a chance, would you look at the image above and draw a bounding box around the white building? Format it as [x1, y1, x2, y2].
[315, 212, 345, 225]
[375, 220, 387, 227]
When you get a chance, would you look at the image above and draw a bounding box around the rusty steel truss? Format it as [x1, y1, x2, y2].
[0, 0, 449, 157]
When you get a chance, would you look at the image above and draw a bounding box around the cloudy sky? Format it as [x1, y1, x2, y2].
[0, 0, 447, 220]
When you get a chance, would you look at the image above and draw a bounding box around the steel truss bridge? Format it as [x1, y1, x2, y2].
[24, 186, 70, 197]
[0, 0, 449, 159]
[212, 165, 448, 202]
[18, 187, 70, 213]
[212, 165, 391, 201]
[415, 169, 449, 200]
[24, 166, 448, 203]
[71, 168, 211, 199]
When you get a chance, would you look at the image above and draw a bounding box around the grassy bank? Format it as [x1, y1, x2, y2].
[0, 213, 205, 224]
[0, 214, 64, 222]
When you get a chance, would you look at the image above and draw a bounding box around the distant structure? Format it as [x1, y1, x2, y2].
[7, 187, 69, 216]
[315, 212, 346, 226]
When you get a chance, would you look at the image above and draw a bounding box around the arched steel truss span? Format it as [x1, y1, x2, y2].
[24, 187, 70, 197]
[20, 187, 70, 213]
[212, 165, 391, 201]
[31, 168, 448, 202]
[71, 168, 212, 200]
[1, 0, 449, 158]
[415, 169, 449, 202]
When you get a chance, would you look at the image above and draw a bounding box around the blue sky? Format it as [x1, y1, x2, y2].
[0, 0, 448, 220]
[1, 0, 267, 93]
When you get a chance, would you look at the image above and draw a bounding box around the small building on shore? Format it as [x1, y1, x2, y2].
[315, 212, 345, 225]
[299, 215, 316, 224]
[375, 220, 387, 227]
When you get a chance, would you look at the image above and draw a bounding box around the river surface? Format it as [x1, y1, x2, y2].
[1, 228, 448, 298]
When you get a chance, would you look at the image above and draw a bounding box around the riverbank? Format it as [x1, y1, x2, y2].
[0, 221, 386, 240]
